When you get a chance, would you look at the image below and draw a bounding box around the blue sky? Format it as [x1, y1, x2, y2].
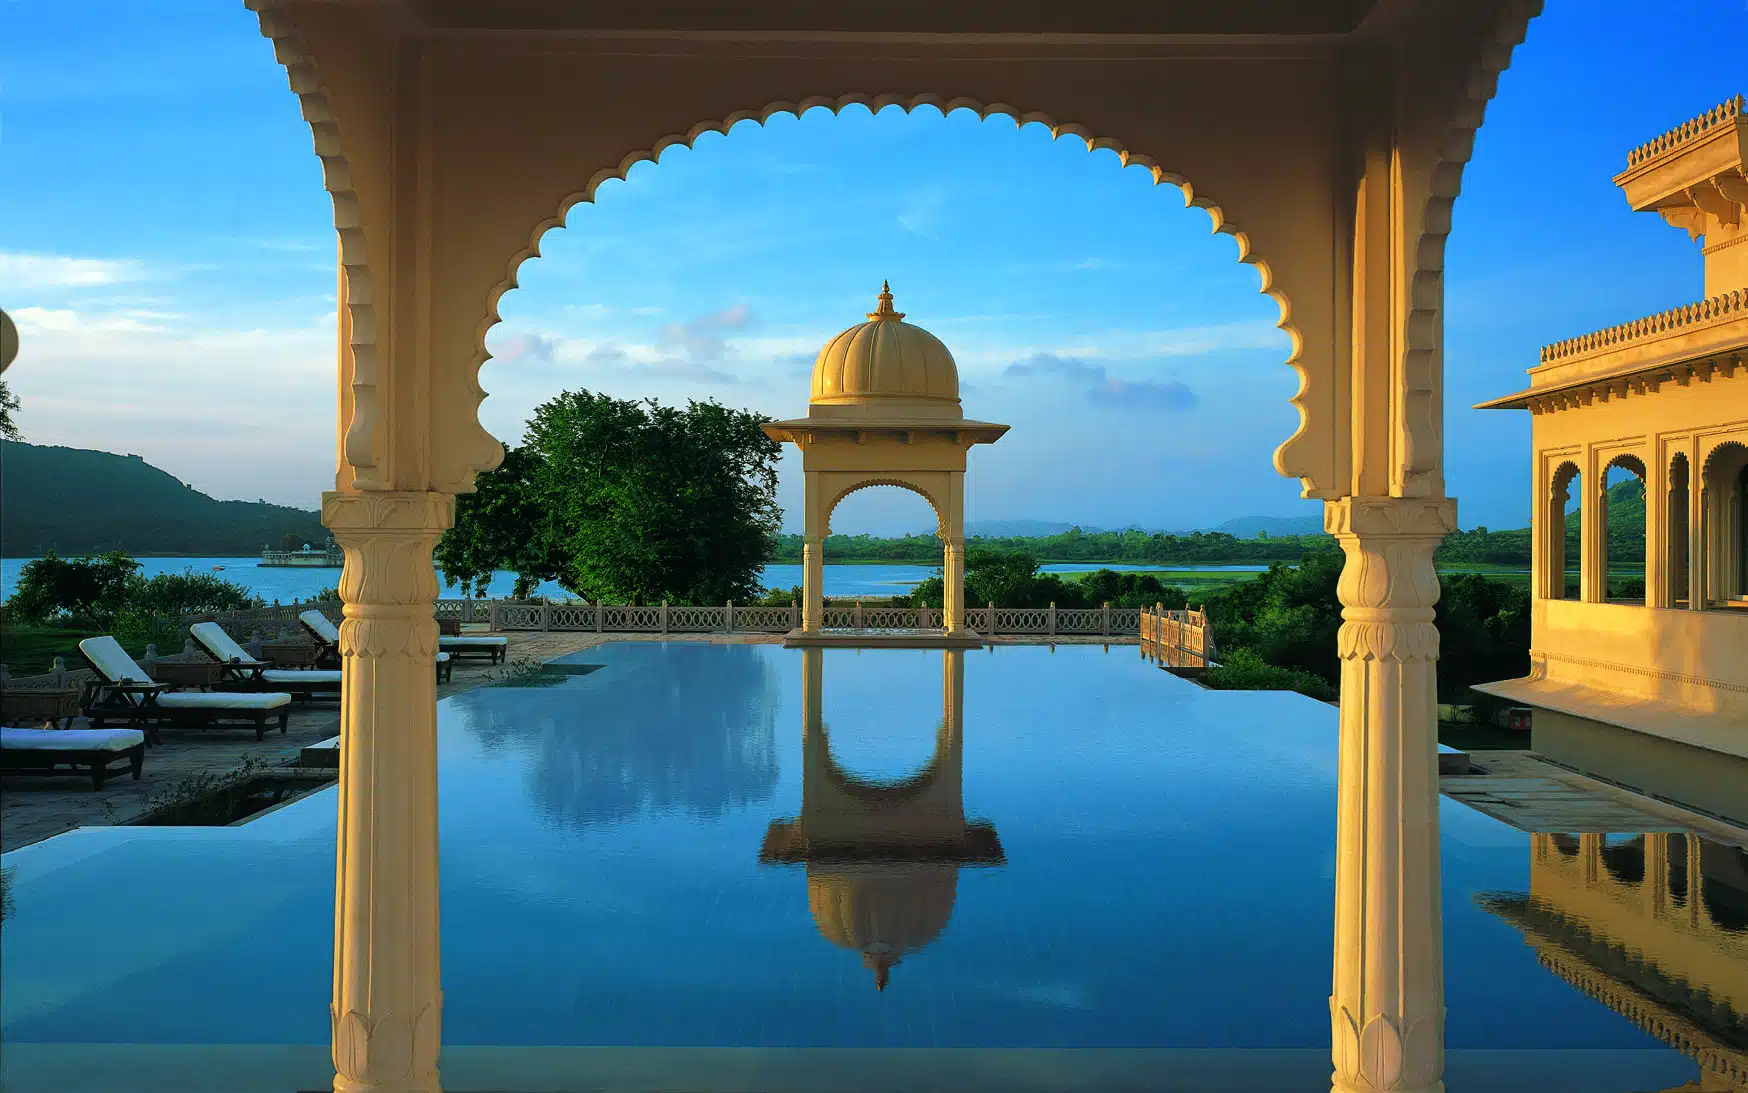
[0, 0, 1741, 534]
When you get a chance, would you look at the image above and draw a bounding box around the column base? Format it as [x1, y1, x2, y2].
[783, 628, 986, 649]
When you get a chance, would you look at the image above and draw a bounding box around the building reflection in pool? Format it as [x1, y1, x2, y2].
[456, 643, 779, 827]
[760, 648, 1003, 990]
[1480, 832, 1748, 1089]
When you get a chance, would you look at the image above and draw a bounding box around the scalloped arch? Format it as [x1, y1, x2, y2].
[824, 476, 947, 539]
[1604, 452, 1648, 480]
[1550, 459, 1580, 500]
[1701, 439, 1748, 483]
[249, 3, 379, 478]
[1399, 0, 1543, 495]
[477, 93, 1310, 489]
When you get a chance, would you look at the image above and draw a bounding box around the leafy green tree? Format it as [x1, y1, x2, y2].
[1433, 573, 1531, 701]
[126, 570, 265, 618]
[0, 380, 20, 442]
[436, 445, 565, 598]
[6, 551, 141, 624]
[437, 391, 782, 605]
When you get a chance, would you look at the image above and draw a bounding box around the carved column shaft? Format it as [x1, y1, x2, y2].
[1581, 466, 1607, 602]
[324, 490, 452, 1093]
[943, 539, 966, 633]
[1326, 496, 1454, 1093]
[802, 537, 824, 632]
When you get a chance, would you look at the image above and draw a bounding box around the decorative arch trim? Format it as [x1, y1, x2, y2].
[1604, 452, 1648, 481]
[1398, 0, 1543, 496]
[1701, 439, 1748, 483]
[478, 94, 1315, 491]
[1668, 451, 1691, 489]
[1550, 459, 1581, 500]
[825, 476, 947, 539]
[249, 2, 379, 479]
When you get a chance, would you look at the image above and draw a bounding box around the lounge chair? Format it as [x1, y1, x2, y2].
[1, 726, 146, 789]
[0, 727, 146, 786]
[301, 609, 456, 682]
[189, 622, 341, 700]
[78, 636, 291, 742]
[297, 609, 344, 669]
[436, 620, 509, 664]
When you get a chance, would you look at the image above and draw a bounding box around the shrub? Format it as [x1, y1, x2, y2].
[1205, 647, 1338, 702]
[129, 570, 264, 618]
[6, 551, 140, 624]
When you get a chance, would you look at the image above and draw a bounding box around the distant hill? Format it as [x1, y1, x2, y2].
[1, 441, 326, 557]
[1212, 514, 1327, 537]
[966, 519, 1076, 537]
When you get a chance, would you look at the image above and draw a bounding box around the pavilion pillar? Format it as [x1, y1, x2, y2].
[323, 489, 452, 1093]
[943, 538, 966, 633]
[802, 536, 825, 632]
[1581, 460, 1607, 602]
[1326, 496, 1455, 1093]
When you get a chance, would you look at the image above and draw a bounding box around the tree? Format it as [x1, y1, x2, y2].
[6, 551, 141, 624]
[436, 390, 782, 604]
[0, 380, 19, 442]
[435, 445, 564, 598]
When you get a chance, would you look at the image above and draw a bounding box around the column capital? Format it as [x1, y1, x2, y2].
[1323, 496, 1456, 540]
[323, 490, 456, 535]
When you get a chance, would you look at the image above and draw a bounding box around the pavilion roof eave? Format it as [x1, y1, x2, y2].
[1472, 345, 1744, 412]
[763, 417, 1009, 443]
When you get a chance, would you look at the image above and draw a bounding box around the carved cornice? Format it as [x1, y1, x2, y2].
[1323, 496, 1457, 539]
[1625, 95, 1745, 170]
[248, 2, 381, 480]
[1395, 0, 1542, 497]
[1540, 290, 1748, 366]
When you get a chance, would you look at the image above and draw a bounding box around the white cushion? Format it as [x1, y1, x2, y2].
[300, 610, 340, 645]
[2, 726, 145, 752]
[437, 652, 451, 663]
[260, 669, 342, 685]
[189, 621, 255, 664]
[440, 636, 509, 648]
[78, 636, 152, 683]
[156, 691, 290, 711]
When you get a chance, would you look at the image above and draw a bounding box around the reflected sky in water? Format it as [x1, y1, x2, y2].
[0, 643, 1738, 1075]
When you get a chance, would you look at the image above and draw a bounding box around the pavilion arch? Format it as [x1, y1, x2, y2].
[1699, 439, 1748, 607]
[823, 478, 948, 542]
[1546, 460, 1582, 600]
[242, 5, 1552, 1090]
[1600, 453, 1649, 605]
[1666, 452, 1692, 607]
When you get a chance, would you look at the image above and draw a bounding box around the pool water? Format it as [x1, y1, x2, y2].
[1, 643, 1737, 1091]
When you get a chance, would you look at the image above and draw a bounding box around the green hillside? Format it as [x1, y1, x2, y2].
[1, 441, 325, 556]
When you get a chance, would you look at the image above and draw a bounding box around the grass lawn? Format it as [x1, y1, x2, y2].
[0, 624, 147, 676]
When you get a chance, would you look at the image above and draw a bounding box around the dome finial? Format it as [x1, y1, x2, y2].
[868, 280, 904, 321]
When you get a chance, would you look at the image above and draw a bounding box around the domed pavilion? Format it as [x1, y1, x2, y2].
[763, 284, 1007, 646]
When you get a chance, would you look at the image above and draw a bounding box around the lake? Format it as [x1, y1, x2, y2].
[0, 558, 1265, 605]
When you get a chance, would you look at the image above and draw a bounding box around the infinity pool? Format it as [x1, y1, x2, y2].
[1, 643, 1737, 1092]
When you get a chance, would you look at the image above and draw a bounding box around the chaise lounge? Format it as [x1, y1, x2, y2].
[0, 726, 147, 789]
[78, 636, 292, 742]
[189, 622, 342, 700]
[437, 618, 509, 665]
[300, 609, 455, 682]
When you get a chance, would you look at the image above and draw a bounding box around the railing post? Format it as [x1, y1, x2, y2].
[854, 599, 865, 628]
[489, 601, 501, 630]
[1102, 601, 1111, 636]
[791, 599, 800, 630]
[595, 601, 603, 634]
[540, 601, 551, 631]
[51, 656, 67, 688]
[987, 601, 996, 635]
[1047, 602, 1056, 637]
[726, 600, 735, 634]
[661, 601, 669, 635]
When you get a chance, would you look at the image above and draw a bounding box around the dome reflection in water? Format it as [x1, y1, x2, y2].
[761, 648, 1003, 990]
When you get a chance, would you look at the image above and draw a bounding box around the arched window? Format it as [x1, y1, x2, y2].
[1701, 441, 1748, 609]
[1667, 453, 1690, 608]
[1546, 461, 1581, 600]
[1602, 454, 1647, 605]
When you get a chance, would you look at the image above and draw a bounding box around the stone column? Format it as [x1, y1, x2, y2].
[1581, 461, 1607, 603]
[1643, 833, 1669, 917]
[942, 538, 966, 633]
[802, 536, 824, 632]
[323, 490, 452, 1093]
[1325, 496, 1454, 1093]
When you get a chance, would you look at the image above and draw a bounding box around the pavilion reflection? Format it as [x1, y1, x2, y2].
[760, 648, 1003, 990]
[455, 644, 779, 828]
[1480, 832, 1748, 1091]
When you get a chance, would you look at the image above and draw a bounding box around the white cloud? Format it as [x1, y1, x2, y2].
[0, 252, 152, 291]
